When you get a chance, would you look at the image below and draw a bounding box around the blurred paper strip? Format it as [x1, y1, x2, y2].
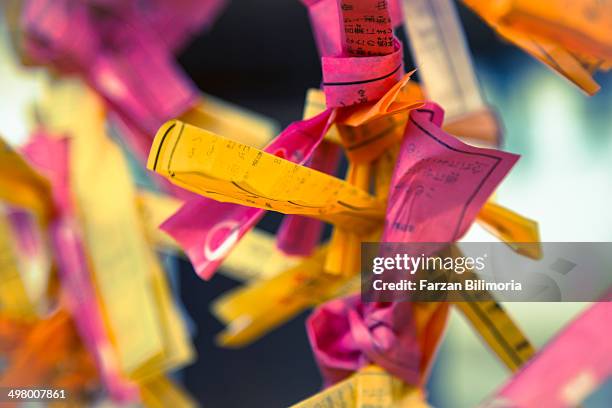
[480, 300, 612, 408]
[140, 374, 197, 408]
[23, 134, 139, 401]
[472, 0, 612, 63]
[137, 190, 184, 251]
[222, 229, 302, 281]
[4, 208, 51, 316]
[476, 201, 542, 259]
[213, 247, 360, 348]
[38, 80, 194, 382]
[0, 310, 98, 396]
[401, 0, 502, 145]
[181, 93, 278, 149]
[463, 0, 606, 95]
[0, 136, 53, 221]
[290, 365, 430, 408]
[402, 0, 484, 119]
[19, 0, 226, 165]
[0, 209, 37, 319]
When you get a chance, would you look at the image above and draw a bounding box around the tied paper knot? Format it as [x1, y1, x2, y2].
[307, 295, 420, 387]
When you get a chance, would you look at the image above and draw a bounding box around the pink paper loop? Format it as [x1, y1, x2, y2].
[322, 41, 404, 108]
[307, 295, 420, 387]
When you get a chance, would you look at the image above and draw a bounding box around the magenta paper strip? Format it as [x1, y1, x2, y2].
[302, 0, 404, 108]
[481, 299, 612, 408]
[339, 0, 395, 56]
[301, 0, 403, 57]
[382, 103, 519, 244]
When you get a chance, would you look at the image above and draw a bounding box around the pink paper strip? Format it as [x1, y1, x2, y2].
[22, 134, 138, 402]
[160, 109, 335, 280]
[89, 34, 199, 135]
[302, 0, 404, 108]
[22, 0, 98, 73]
[307, 295, 420, 387]
[339, 0, 395, 56]
[301, 0, 403, 57]
[276, 214, 325, 257]
[21, 0, 213, 163]
[276, 142, 341, 256]
[50, 219, 139, 402]
[481, 299, 612, 408]
[382, 103, 519, 244]
[72, 0, 226, 54]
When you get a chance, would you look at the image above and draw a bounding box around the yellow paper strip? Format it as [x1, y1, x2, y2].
[147, 121, 384, 232]
[291, 365, 429, 408]
[136, 190, 183, 251]
[140, 375, 197, 408]
[325, 162, 372, 275]
[463, 0, 603, 95]
[454, 300, 535, 372]
[483, 0, 612, 62]
[444, 246, 536, 371]
[39, 80, 193, 379]
[213, 247, 359, 348]
[477, 201, 542, 259]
